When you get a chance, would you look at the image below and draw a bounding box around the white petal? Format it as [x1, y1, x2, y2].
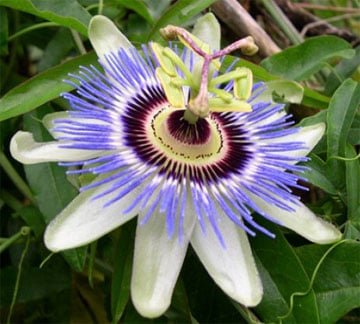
[264, 123, 326, 162]
[190, 215, 263, 306]
[42, 112, 69, 139]
[192, 12, 221, 51]
[131, 201, 196, 318]
[10, 131, 102, 164]
[44, 175, 140, 251]
[250, 195, 342, 244]
[253, 110, 287, 128]
[88, 15, 133, 63]
[298, 123, 326, 155]
[42, 112, 111, 140]
[183, 13, 220, 86]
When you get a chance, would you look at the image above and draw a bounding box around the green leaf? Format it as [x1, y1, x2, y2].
[253, 254, 296, 323]
[298, 110, 327, 127]
[257, 80, 304, 104]
[252, 223, 320, 323]
[145, 0, 172, 21]
[0, 0, 91, 36]
[0, 7, 8, 55]
[348, 113, 360, 145]
[181, 252, 243, 323]
[38, 28, 74, 72]
[23, 107, 87, 271]
[326, 79, 360, 189]
[327, 79, 360, 159]
[345, 144, 360, 226]
[344, 222, 360, 240]
[118, 0, 154, 24]
[111, 221, 135, 323]
[0, 264, 71, 306]
[261, 36, 355, 81]
[302, 88, 330, 110]
[165, 279, 199, 323]
[124, 12, 152, 43]
[222, 55, 275, 82]
[223, 56, 330, 109]
[147, 0, 218, 41]
[296, 241, 360, 323]
[17, 205, 46, 238]
[348, 128, 360, 145]
[301, 154, 338, 195]
[0, 52, 98, 122]
[325, 46, 360, 95]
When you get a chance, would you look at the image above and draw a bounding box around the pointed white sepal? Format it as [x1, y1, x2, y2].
[10, 131, 102, 164]
[190, 214, 263, 306]
[88, 15, 133, 64]
[298, 123, 326, 156]
[131, 198, 196, 318]
[192, 13, 221, 52]
[250, 195, 342, 244]
[42, 112, 69, 139]
[262, 123, 326, 164]
[42, 112, 111, 140]
[44, 175, 141, 251]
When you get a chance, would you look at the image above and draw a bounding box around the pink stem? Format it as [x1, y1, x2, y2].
[161, 26, 257, 117]
[211, 37, 254, 59]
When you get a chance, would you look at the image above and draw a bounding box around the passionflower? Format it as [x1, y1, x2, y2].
[10, 14, 341, 318]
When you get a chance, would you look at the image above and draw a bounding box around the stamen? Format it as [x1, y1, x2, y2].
[159, 25, 259, 121]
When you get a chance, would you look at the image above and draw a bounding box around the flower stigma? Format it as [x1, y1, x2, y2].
[154, 25, 259, 123]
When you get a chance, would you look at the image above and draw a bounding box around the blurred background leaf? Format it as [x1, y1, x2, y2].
[0, 52, 98, 121]
[0, 0, 91, 35]
[261, 36, 355, 81]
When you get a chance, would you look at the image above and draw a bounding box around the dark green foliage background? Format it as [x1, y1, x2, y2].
[0, 0, 359, 323]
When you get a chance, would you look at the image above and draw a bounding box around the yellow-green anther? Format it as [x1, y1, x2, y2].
[151, 43, 177, 76]
[209, 88, 233, 102]
[156, 68, 184, 108]
[210, 69, 249, 87]
[209, 97, 252, 113]
[211, 58, 221, 71]
[162, 48, 194, 85]
[170, 77, 189, 87]
[233, 67, 253, 101]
